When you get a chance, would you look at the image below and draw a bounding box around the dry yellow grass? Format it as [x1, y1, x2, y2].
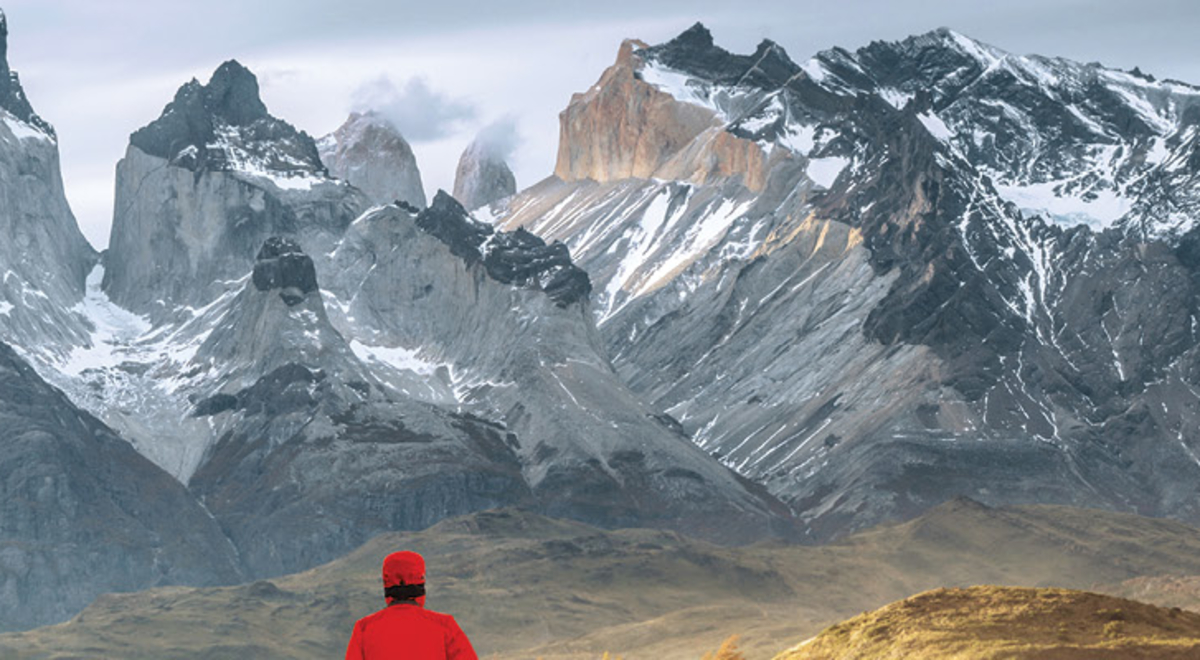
[775, 586, 1200, 660]
[702, 635, 746, 660]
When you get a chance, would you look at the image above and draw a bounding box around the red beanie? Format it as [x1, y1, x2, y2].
[382, 551, 426, 606]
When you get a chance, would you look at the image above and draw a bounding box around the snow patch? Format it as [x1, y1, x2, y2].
[778, 124, 817, 156]
[1146, 137, 1170, 165]
[0, 300, 12, 316]
[739, 102, 782, 133]
[638, 62, 722, 118]
[805, 156, 849, 189]
[799, 58, 828, 83]
[1, 110, 52, 143]
[918, 112, 955, 141]
[471, 204, 503, 226]
[994, 180, 1131, 231]
[879, 88, 914, 110]
[635, 197, 753, 297]
[600, 187, 678, 321]
[946, 30, 1003, 68]
[211, 124, 328, 191]
[60, 265, 152, 376]
[349, 340, 440, 376]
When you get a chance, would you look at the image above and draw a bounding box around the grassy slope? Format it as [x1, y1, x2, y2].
[5, 499, 1200, 659]
[775, 585, 1200, 659]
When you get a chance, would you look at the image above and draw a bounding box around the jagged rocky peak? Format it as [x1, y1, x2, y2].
[452, 133, 516, 210]
[129, 59, 323, 177]
[0, 8, 97, 357]
[0, 9, 53, 138]
[318, 110, 426, 209]
[808, 25, 1200, 237]
[641, 21, 801, 88]
[553, 23, 785, 191]
[252, 236, 318, 305]
[188, 235, 365, 398]
[417, 191, 590, 307]
[104, 59, 369, 318]
[322, 198, 794, 545]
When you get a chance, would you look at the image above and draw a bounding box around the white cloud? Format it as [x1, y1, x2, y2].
[351, 76, 476, 143]
[471, 116, 520, 162]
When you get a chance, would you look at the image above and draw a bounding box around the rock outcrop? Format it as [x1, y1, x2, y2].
[452, 136, 515, 210]
[318, 111, 426, 209]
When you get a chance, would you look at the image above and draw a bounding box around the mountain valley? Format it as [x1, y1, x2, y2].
[0, 8, 1199, 655]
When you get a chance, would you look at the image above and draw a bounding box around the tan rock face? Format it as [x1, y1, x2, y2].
[554, 40, 767, 191]
[655, 127, 770, 191]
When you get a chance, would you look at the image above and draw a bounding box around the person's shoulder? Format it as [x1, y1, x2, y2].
[353, 607, 394, 628]
[419, 608, 462, 629]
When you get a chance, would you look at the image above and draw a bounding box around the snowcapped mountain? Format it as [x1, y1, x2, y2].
[497, 23, 1200, 538]
[8, 11, 1200, 633]
[319, 110, 426, 209]
[810, 27, 1200, 238]
[452, 134, 516, 210]
[0, 49, 792, 620]
[103, 60, 369, 319]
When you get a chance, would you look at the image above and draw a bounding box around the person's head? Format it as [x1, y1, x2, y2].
[382, 550, 426, 607]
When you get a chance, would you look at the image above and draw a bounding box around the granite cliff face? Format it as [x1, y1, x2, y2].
[452, 135, 516, 210]
[498, 24, 1200, 538]
[179, 237, 533, 577]
[0, 16, 247, 631]
[0, 10, 97, 359]
[0, 341, 243, 632]
[318, 111, 426, 209]
[103, 61, 369, 319]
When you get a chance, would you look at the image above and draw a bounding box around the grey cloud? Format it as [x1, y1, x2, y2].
[472, 116, 520, 162]
[350, 76, 476, 143]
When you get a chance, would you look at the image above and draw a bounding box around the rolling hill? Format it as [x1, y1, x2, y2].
[6, 500, 1200, 659]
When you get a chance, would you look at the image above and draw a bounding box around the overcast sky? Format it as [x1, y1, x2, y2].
[4, 0, 1198, 248]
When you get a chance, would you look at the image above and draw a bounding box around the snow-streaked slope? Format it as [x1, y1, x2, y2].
[810, 27, 1200, 236]
[497, 23, 1200, 539]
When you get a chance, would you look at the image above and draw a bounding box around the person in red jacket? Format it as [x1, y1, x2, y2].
[345, 550, 478, 659]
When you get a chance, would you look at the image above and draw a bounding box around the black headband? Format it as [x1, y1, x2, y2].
[384, 583, 426, 601]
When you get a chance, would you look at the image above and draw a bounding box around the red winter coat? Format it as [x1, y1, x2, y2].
[345, 601, 478, 660]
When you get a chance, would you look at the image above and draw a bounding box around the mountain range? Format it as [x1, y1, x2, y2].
[2, 10, 1200, 636]
[499, 23, 1200, 538]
